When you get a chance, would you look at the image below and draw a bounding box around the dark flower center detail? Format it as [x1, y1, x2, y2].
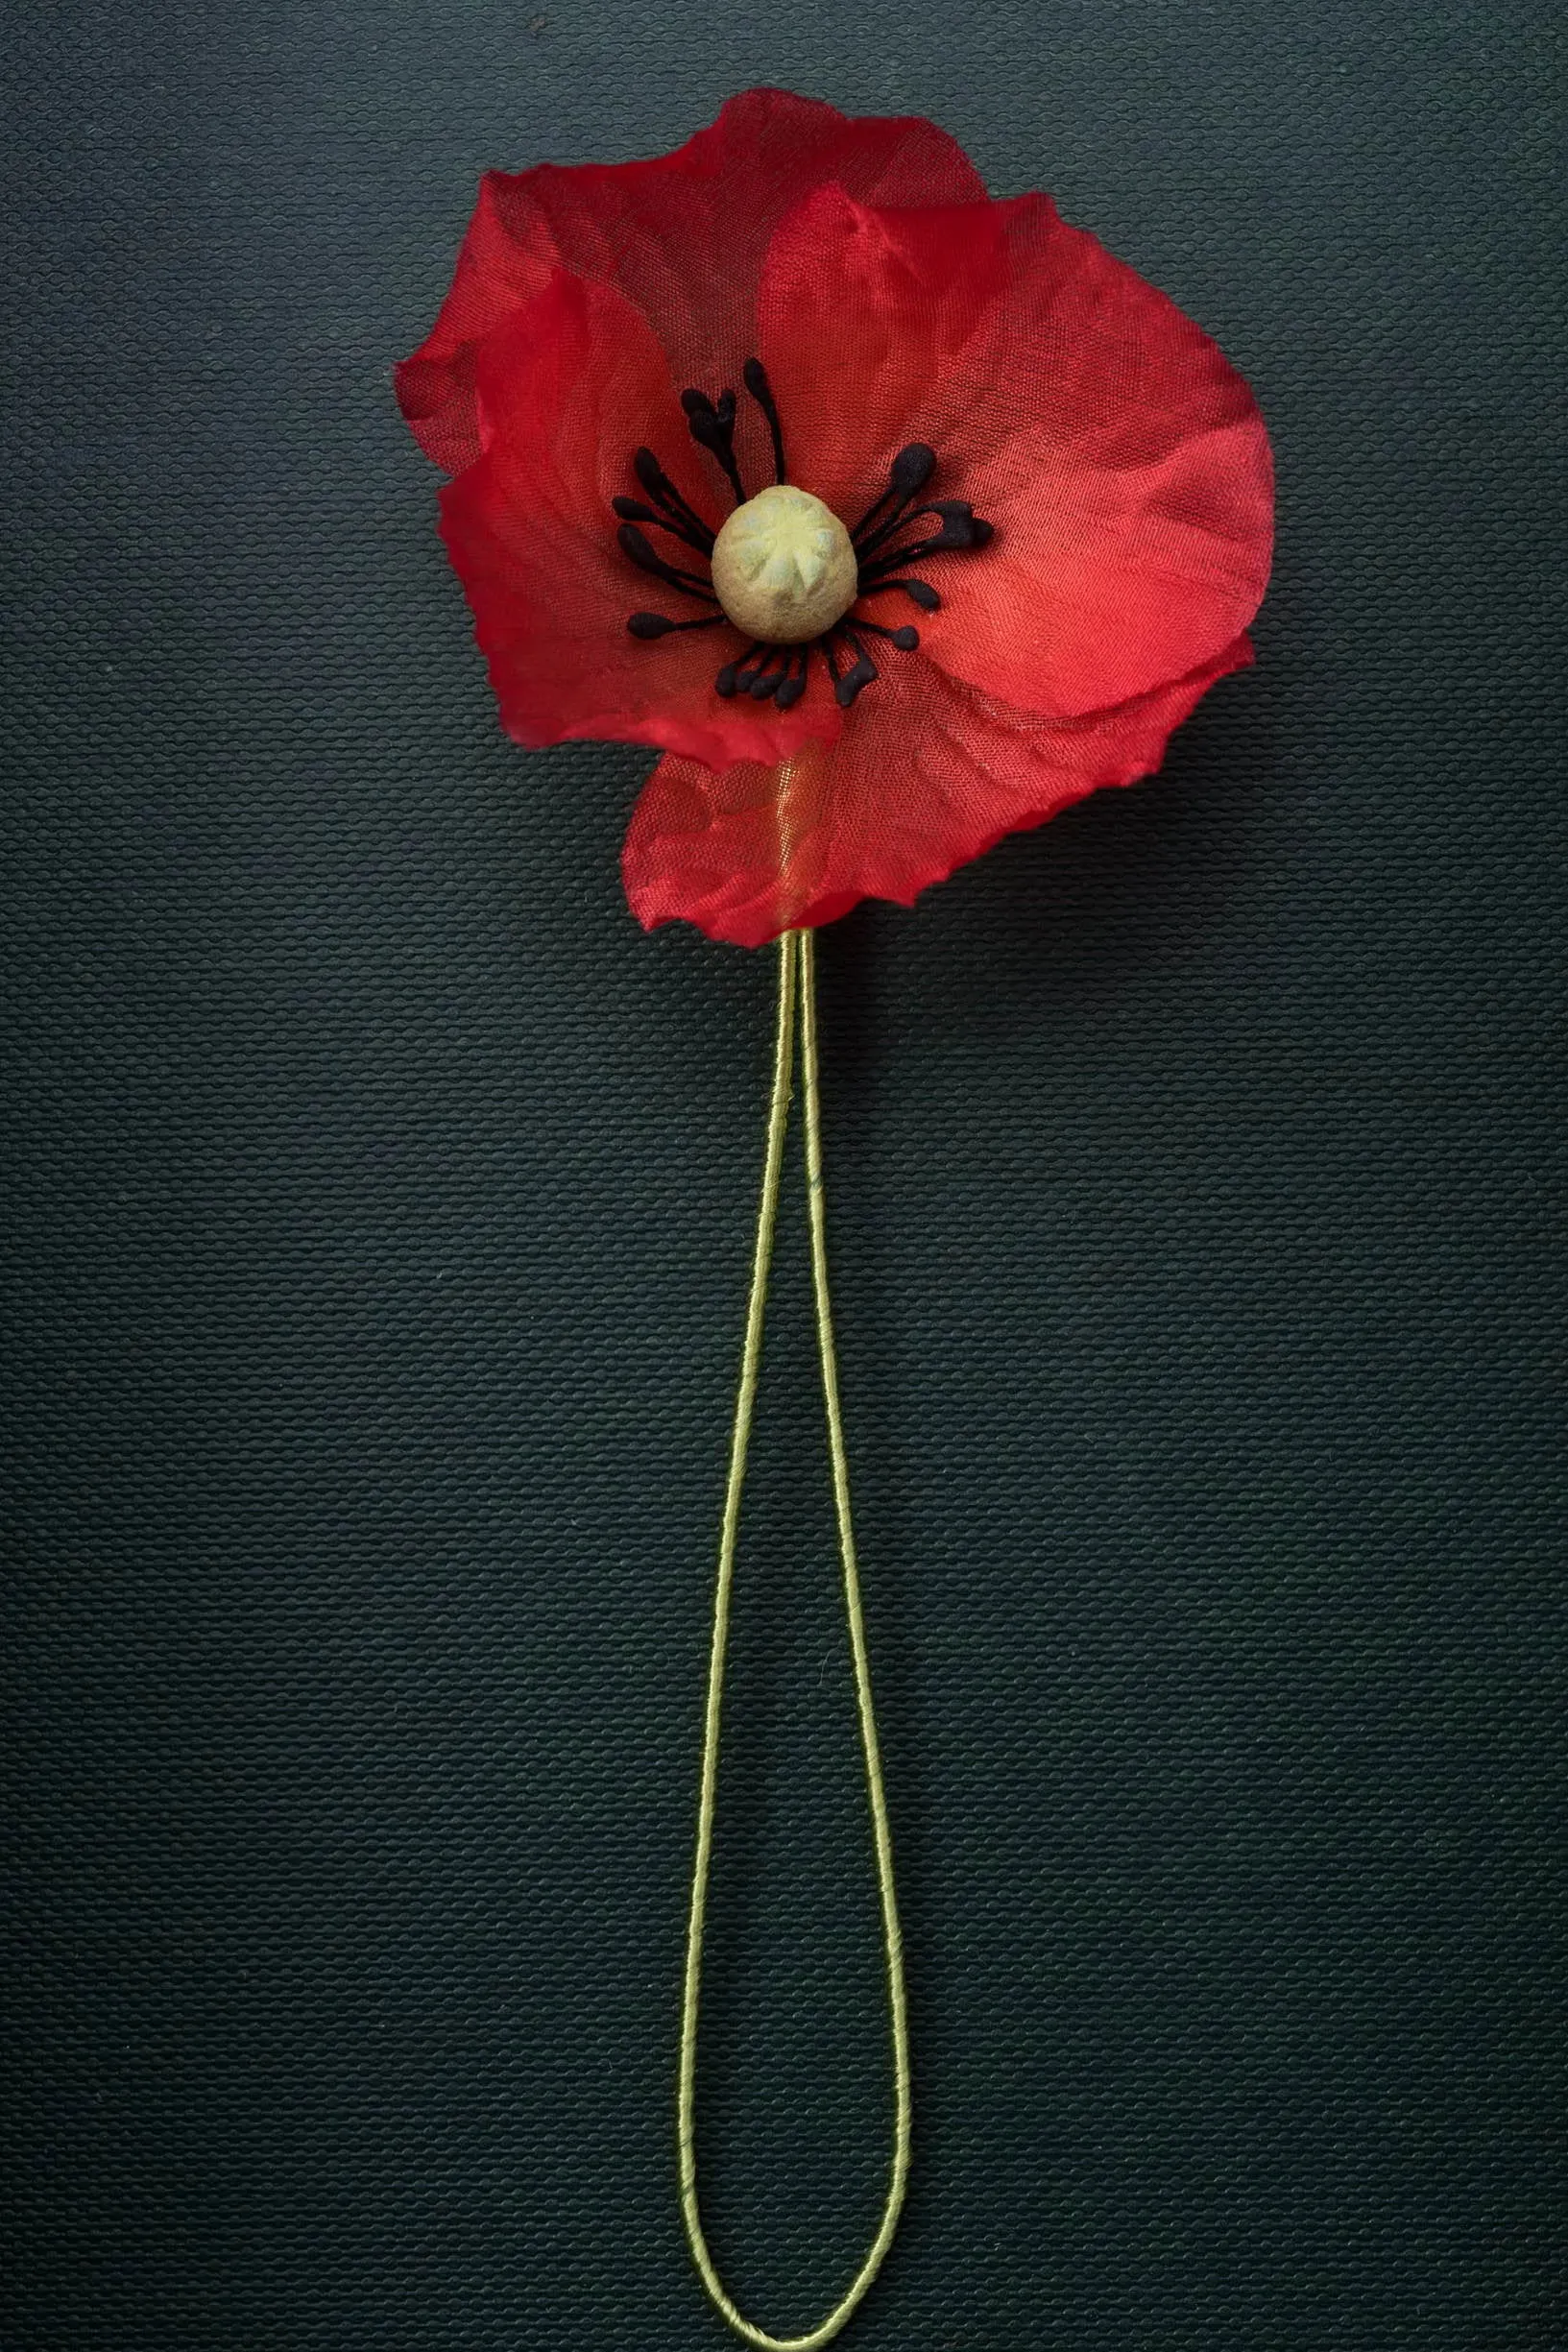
[613, 359, 994, 713]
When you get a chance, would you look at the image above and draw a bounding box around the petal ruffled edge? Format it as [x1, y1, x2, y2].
[898, 197, 1274, 716]
[622, 638, 1253, 948]
[396, 88, 989, 476]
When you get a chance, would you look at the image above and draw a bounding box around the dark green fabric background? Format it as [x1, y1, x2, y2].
[4, 5, 1564, 2347]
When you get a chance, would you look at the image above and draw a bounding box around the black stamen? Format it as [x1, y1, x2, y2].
[850, 444, 937, 545]
[858, 497, 973, 561]
[920, 499, 993, 546]
[632, 448, 716, 546]
[835, 656, 878, 708]
[616, 522, 719, 601]
[832, 627, 879, 709]
[622, 395, 987, 715]
[856, 496, 980, 565]
[742, 359, 787, 485]
[746, 643, 805, 702]
[856, 576, 942, 611]
[681, 388, 746, 506]
[858, 511, 995, 578]
[733, 642, 781, 697]
[612, 497, 714, 557]
[892, 443, 938, 495]
[627, 611, 727, 639]
[715, 642, 767, 697]
[775, 647, 808, 708]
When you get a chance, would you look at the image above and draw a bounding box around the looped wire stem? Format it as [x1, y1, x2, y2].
[676, 927, 911, 2350]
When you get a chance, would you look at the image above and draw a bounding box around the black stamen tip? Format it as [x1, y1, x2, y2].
[850, 443, 938, 545]
[915, 500, 993, 550]
[624, 453, 717, 549]
[834, 652, 878, 709]
[627, 612, 675, 639]
[611, 493, 714, 556]
[892, 443, 937, 494]
[742, 358, 788, 485]
[617, 521, 658, 566]
[747, 665, 781, 698]
[853, 573, 944, 611]
[686, 400, 747, 505]
[890, 625, 919, 650]
[772, 646, 808, 707]
[617, 521, 719, 599]
[715, 664, 739, 697]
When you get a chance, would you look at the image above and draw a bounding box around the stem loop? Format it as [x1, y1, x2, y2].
[677, 928, 911, 2350]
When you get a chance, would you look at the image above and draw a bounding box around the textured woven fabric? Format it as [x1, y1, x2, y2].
[3, 6, 1563, 2349]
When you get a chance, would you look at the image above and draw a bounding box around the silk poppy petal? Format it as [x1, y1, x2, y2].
[899, 198, 1273, 717]
[438, 271, 843, 770]
[756, 187, 1007, 523]
[397, 89, 986, 475]
[622, 637, 1252, 948]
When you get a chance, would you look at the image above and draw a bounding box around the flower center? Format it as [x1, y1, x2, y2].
[612, 358, 995, 715]
[709, 487, 858, 643]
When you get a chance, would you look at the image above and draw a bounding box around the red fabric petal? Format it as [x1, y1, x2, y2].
[399, 93, 1276, 946]
[897, 197, 1273, 716]
[622, 639, 1252, 949]
[756, 188, 1007, 523]
[396, 89, 985, 475]
[395, 176, 554, 476]
[438, 271, 842, 770]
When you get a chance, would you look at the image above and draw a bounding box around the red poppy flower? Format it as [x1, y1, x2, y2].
[398, 88, 1273, 949]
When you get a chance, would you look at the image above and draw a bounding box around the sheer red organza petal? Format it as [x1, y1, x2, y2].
[438, 271, 842, 770]
[398, 92, 1275, 946]
[622, 640, 1252, 948]
[902, 198, 1274, 715]
[756, 188, 1007, 522]
[396, 88, 986, 476]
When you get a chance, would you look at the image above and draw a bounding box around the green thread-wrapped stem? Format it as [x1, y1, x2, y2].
[676, 928, 911, 2349]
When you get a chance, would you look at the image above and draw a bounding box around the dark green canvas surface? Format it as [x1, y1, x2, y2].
[4, 5, 1564, 2346]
